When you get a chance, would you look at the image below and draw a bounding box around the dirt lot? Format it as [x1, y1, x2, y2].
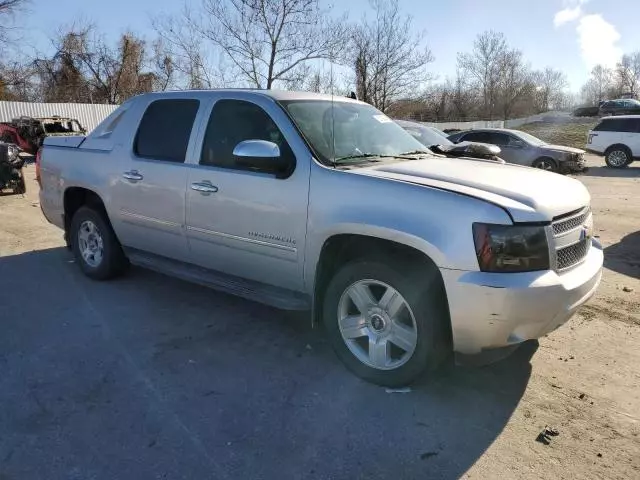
[0, 158, 638, 479]
[519, 118, 598, 149]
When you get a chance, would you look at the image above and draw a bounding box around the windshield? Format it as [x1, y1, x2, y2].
[512, 130, 547, 146]
[279, 100, 428, 164]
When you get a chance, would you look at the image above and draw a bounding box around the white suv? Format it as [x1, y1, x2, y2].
[586, 115, 640, 168]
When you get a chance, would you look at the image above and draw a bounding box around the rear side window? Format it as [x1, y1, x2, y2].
[461, 132, 493, 143]
[134, 99, 200, 162]
[485, 132, 513, 146]
[593, 118, 640, 133]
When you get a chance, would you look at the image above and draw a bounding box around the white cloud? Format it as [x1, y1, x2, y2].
[554, 6, 583, 27]
[576, 14, 622, 69]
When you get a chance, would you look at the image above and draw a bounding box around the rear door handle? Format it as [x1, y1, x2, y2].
[191, 181, 218, 194]
[122, 170, 143, 181]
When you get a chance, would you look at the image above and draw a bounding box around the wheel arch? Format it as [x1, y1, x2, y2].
[604, 143, 631, 156]
[311, 232, 451, 341]
[63, 187, 111, 246]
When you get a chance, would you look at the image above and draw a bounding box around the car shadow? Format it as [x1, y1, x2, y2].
[579, 164, 640, 178]
[0, 247, 535, 480]
[604, 230, 640, 279]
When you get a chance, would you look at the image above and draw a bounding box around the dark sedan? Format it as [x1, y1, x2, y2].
[599, 99, 640, 116]
[447, 128, 586, 173]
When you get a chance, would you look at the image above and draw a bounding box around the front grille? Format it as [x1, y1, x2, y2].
[552, 208, 590, 235]
[551, 206, 591, 271]
[557, 239, 590, 270]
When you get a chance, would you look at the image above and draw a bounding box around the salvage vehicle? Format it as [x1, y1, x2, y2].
[448, 128, 587, 173]
[0, 116, 86, 155]
[395, 119, 505, 163]
[39, 90, 603, 386]
[0, 142, 26, 194]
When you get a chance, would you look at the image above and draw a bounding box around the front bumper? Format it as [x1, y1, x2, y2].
[561, 159, 588, 173]
[441, 240, 603, 354]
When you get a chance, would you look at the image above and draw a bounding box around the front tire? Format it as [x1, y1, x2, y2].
[70, 206, 128, 280]
[323, 260, 448, 387]
[532, 157, 558, 172]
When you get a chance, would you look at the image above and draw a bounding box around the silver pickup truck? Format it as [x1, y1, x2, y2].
[39, 90, 603, 386]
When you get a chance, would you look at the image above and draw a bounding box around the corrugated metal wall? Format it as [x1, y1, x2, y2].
[0, 101, 119, 133]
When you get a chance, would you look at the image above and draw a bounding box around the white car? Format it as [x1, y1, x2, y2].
[586, 115, 640, 168]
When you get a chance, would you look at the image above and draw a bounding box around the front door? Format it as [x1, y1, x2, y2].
[185, 97, 310, 292]
[110, 98, 201, 262]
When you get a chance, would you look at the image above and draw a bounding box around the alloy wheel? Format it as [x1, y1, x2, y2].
[77, 220, 104, 268]
[337, 279, 418, 370]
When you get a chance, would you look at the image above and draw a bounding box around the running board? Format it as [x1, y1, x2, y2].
[124, 248, 311, 311]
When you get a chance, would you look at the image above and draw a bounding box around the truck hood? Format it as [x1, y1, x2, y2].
[543, 144, 585, 155]
[357, 158, 590, 222]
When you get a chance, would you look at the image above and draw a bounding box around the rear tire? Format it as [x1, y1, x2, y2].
[605, 146, 631, 168]
[532, 157, 558, 172]
[322, 259, 449, 387]
[70, 206, 128, 280]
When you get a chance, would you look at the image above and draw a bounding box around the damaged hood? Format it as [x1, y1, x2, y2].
[543, 144, 585, 155]
[357, 158, 590, 222]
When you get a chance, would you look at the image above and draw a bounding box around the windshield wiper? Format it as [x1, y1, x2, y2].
[398, 150, 433, 156]
[334, 153, 417, 164]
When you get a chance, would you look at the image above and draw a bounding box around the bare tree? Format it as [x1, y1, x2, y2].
[35, 23, 156, 104]
[497, 49, 533, 119]
[0, 0, 27, 47]
[152, 7, 221, 89]
[615, 52, 640, 97]
[161, 0, 347, 90]
[148, 39, 174, 92]
[583, 65, 612, 104]
[532, 67, 568, 112]
[350, 0, 433, 112]
[458, 31, 508, 120]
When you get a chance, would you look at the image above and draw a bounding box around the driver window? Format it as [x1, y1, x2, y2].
[200, 99, 294, 171]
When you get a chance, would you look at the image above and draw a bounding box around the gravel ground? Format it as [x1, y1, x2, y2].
[0, 157, 638, 480]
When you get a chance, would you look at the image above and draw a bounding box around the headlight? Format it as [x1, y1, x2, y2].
[472, 223, 550, 272]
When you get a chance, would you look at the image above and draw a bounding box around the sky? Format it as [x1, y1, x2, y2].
[19, 0, 640, 92]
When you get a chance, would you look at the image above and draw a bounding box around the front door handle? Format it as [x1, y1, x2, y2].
[122, 170, 143, 181]
[191, 181, 218, 194]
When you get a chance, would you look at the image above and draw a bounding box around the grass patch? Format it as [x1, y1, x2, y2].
[518, 119, 598, 150]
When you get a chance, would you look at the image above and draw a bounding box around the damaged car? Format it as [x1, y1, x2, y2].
[447, 128, 587, 173]
[0, 142, 26, 195]
[395, 119, 505, 163]
[0, 116, 86, 155]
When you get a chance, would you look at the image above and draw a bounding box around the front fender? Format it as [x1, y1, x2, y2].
[304, 163, 512, 292]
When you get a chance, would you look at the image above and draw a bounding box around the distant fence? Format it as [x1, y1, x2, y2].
[0, 100, 572, 135]
[0, 101, 118, 133]
[419, 111, 571, 131]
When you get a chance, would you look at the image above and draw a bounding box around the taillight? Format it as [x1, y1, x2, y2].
[35, 147, 42, 186]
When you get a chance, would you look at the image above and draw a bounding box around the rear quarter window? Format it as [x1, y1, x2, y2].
[593, 118, 639, 133]
[134, 99, 200, 163]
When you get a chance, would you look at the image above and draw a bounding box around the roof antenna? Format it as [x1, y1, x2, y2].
[330, 50, 336, 167]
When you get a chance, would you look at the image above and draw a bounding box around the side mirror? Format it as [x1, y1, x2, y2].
[232, 140, 289, 177]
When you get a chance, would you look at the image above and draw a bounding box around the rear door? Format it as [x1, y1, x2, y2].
[626, 118, 640, 156]
[109, 97, 202, 262]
